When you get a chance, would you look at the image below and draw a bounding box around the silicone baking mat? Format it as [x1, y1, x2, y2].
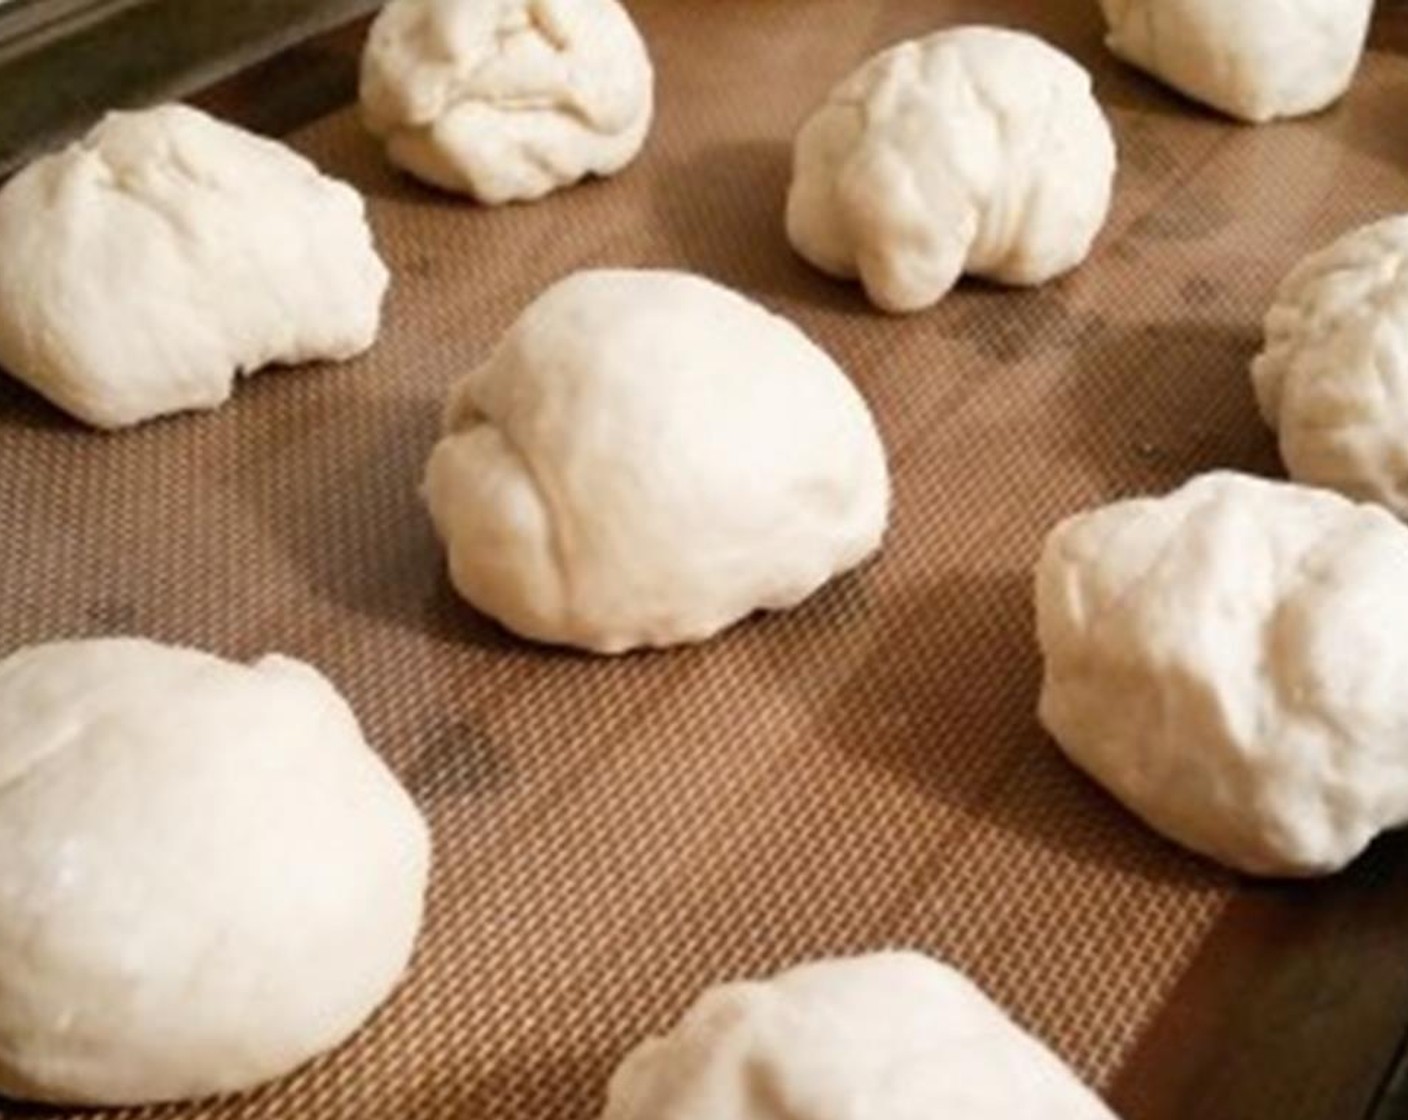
[2, 1, 1406, 1117]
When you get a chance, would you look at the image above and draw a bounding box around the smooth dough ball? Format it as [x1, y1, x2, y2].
[1036, 472, 1408, 876]
[601, 952, 1117, 1120]
[360, 0, 653, 203]
[785, 26, 1116, 314]
[1100, 0, 1372, 123]
[0, 104, 389, 430]
[0, 638, 431, 1105]
[422, 269, 889, 654]
[1252, 216, 1408, 518]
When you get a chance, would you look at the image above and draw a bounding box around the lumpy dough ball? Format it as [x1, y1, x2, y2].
[0, 639, 431, 1105]
[785, 26, 1116, 314]
[1099, 0, 1372, 123]
[422, 269, 890, 654]
[1253, 216, 1408, 518]
[1036, 472, 1408, 877]
[600, 953, 1117, 1120]
[360, 0, 653, 203]
[0, 105, 389, 430]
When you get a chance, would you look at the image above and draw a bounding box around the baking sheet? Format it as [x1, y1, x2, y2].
[2, 1, 1407, 1116]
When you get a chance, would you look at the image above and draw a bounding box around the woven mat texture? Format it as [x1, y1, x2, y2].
[3, 1, 1407, 1117]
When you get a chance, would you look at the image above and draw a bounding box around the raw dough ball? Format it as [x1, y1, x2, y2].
[0, 638, 431, 1105]
[360, 0, 653, 203]
[785, 26, 1116, 314]
[1099, 0, 1372, 123]
[1036, 472, 1408, 876]
[601, 952, 1117, 1120]
[0, 104, 389, 430]
[1252, 216, 1408, 518]
[422, 269, 889, 654]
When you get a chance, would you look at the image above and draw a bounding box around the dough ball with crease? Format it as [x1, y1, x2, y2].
[1252, 215, 1408, 517]
[360, 0, 653, 203]
[422, 269, 889, 654]
[1036, 472, 1408, 876]
[0, 104, 389, 430]
[0, 638, 431, 1106]
[1099, 0, 1372, 123]
[786, 26, 1116, 314]
[601, 952, 1117, 1120]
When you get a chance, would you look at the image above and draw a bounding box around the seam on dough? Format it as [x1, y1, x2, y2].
[472, 397, 577, 624]
[526, 0, 570, 53]
[0, 721, 86, 802]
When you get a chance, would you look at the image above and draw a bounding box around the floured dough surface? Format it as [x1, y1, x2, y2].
[1253, 215, 1408, 517]
[601, 952, 1118, 1120]
[0, 638, 431, 1105]
[423, 269, 890, 653]
[1036, 472, 1408, 876]
[361, 0, 654, 202]
[0, 104, 388, 429]
[786, 26, 1116, 313]
[1099, 0, 1372, 123]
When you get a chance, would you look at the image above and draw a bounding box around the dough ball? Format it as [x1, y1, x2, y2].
[360, 0, 653, 203]
[1036, 472, 1408, 876]
[785, 27, 1116, 314]
[0, 638, 431, 1105]
[1100, 0, 1372, 123]
[0, 104, 389, 430]
[1252, 216, 1408, 517]
[601, 952, 1116, 1120]
[422, 269, 889, 654]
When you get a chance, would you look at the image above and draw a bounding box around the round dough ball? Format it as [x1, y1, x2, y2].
[1252, 216, 1408, 518]
[601, 952, 1116, 1120]
[1036, 472, 1408, 876]
[422, 269, 889, 654]
[785, 27, 1116, 314]
[1100, 0, 1372, 123]
[0, 638, 431, 1105]
[360, 0, 653, 203]
[0, 104, 389, 430]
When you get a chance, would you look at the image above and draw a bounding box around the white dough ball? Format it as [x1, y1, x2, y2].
[0, 638, 431, 1105]
[0, 104, 389, 430]
[360, 0, 653, 203]
[1036, 472, 1408, 877]
[422, 269, 889, 654]
[785, 26, 1116, 314]
[600, 952, 1117, 1120]
[1252, 216, 1408, 518]
[1099, 0, 1372, 123]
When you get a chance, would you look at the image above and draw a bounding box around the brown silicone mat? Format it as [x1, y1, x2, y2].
[3, 1, 1408, 1117]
